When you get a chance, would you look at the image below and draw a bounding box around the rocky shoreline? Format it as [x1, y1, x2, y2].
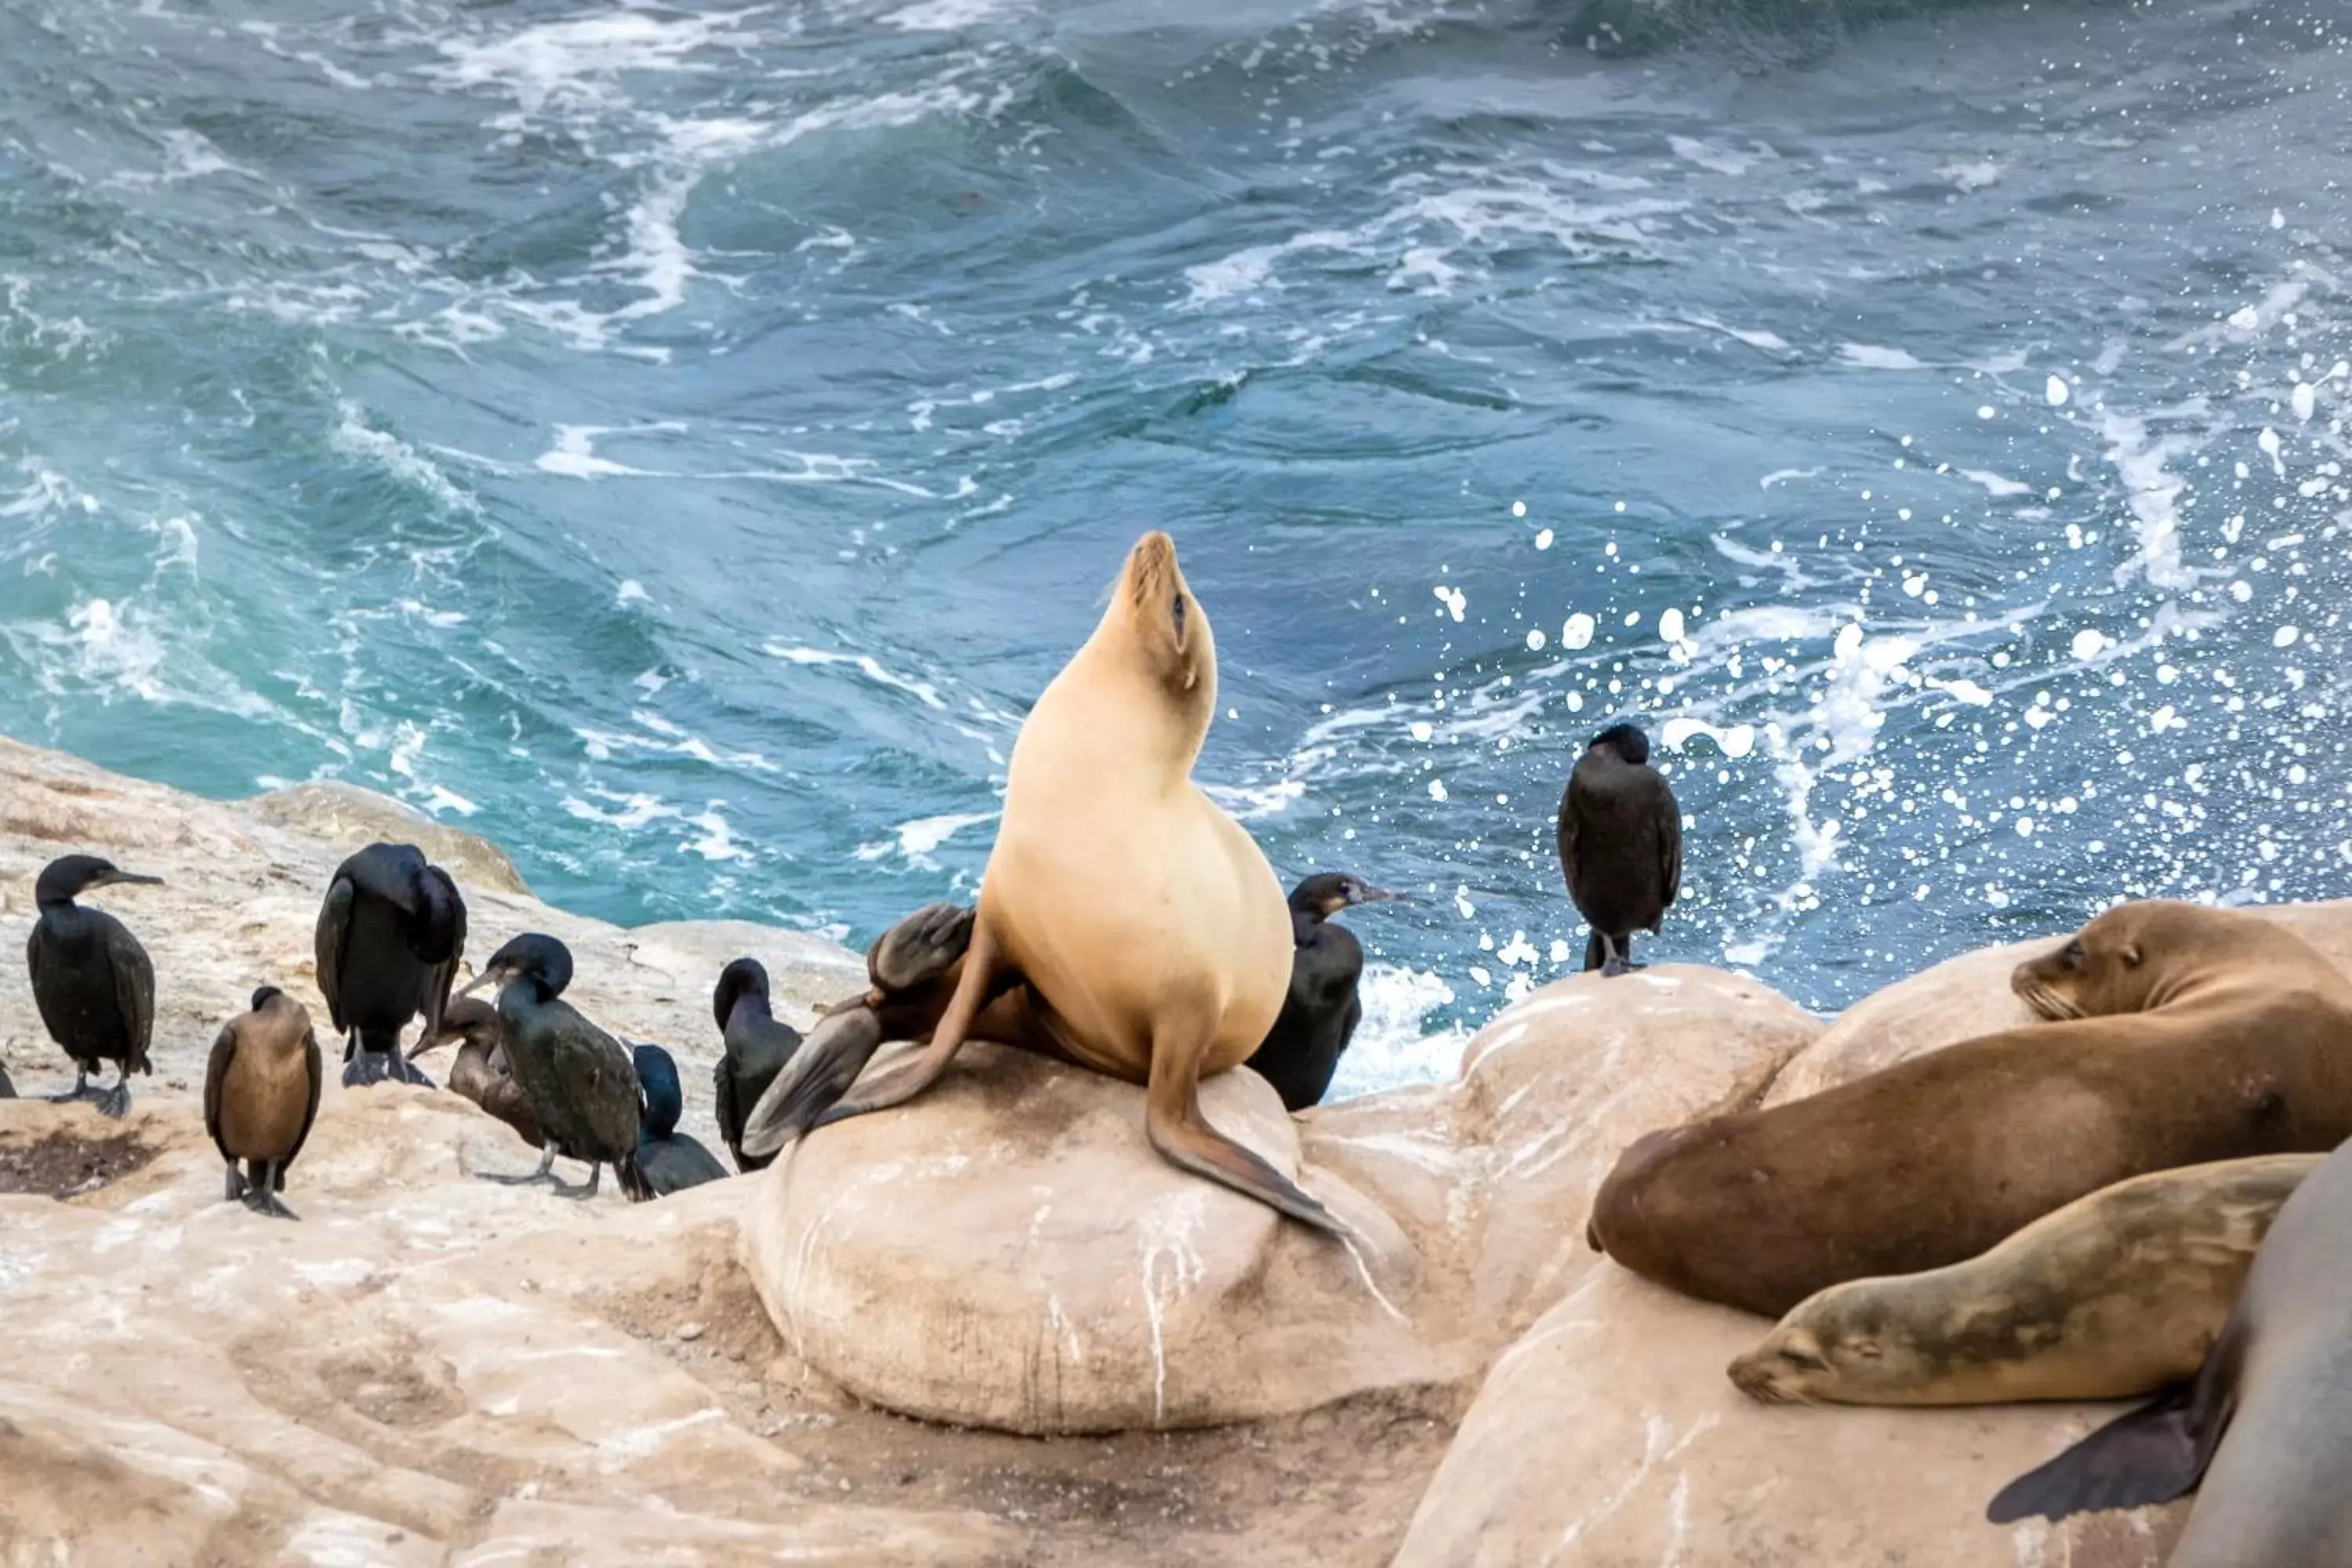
[8, 735, 2324, 1563]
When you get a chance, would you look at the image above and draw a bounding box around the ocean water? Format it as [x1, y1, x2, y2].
[2, 0, 2348, 1098]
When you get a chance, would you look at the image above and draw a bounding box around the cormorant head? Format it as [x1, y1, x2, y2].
[412, 994, 502, 1058]
[459, 932, 575, 1004]
[250, 985, 285, 1012]
[1588, 722, 1650, 765]
[713, 956, 771, 1032]
[34, 854, 164, 907]
[633, 1042, 684, 1141]
[1287, 873, 1405, 920]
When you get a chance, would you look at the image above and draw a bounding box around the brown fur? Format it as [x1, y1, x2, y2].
[1728, 1153, 2319, 1406]
[1588, 901, 2352, 1317]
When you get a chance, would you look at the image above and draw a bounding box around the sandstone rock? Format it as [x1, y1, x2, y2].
[245, 779, 535, 896]
[1388, 1268, 2190, 1568]
[741, 964, 1822, 1435]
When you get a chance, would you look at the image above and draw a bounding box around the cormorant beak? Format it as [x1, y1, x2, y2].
[95, 869, 164, 888]
[456, 964, 510, 1000]
[1350, 885, 1405, 906]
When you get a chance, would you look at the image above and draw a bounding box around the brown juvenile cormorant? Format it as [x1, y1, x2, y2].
[1246, 873, 1402, 1112]
[711, 956, 804, 1173]
[204, 985, 324, 1221]
[633, 1042, 730, 1196]
[459, 932, 650, 1202]
[314, 841, 466, 1089]
[1556, 721, 1682, 976]
[411, 994, 542, 1150]
[27, 853, 162, 1118]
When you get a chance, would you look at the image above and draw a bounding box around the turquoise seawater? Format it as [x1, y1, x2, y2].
[3, 0, 2349, 1094]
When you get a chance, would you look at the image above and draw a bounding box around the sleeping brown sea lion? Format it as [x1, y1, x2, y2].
[1588, 901, 2352, 1317]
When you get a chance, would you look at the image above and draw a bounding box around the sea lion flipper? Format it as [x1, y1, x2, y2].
[1144, 1027, 1348, 1238]
[1984, 1380, 2218, 1523]
[811, 916, 1000, 1130]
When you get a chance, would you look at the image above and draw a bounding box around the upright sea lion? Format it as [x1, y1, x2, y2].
[26, 854, 162, 1118]
[1730, 1153, 2321, 1407]
[203, 986, 325, 1221]
[1588, 901, 2352, 1317]
[314, 842, 466, 1088]
[461, 933, 650, 1202]
[1247, 873, 1403, 1112]
[1557, 722, 1680, 975]
[711, 957, 803, 1172]
[739, 531, 1340, 1232]
[1988, 1134, 2352, 1563]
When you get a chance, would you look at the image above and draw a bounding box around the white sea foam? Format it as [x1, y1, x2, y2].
[332, 403, 479, 512]
[1327, 964, 1468, 1100]
[764, 644, 949, 710]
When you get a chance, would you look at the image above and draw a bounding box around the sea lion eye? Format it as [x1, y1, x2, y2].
[1779, 1347, 1828, 1373]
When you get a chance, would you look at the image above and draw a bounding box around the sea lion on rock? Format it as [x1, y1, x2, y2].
[739, 531, 1341, 1232]
[1588, 900, 2352, 1318]
[1987, 1134, 2352, 1563]
[1557, 722, 1680, 975]
[1730, 1153, 2321, 1407]
[27, 854, 162, 1118]
[203, 986, 325, 1221]
[315, 842, 466, 1089]
[1247, 873, 1403, 1112]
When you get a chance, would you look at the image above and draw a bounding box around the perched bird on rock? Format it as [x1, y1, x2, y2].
[204, 986, 324, 1221]
[412, 995, 541, 1150]
[633, 1042, 730, 1196]
[711, 957, 804, 1173]
[1556, 722, 1681, 976]
[315, 841, 466, 1089]
[1247, 873, 1403, 1112]
[460, 933, 650, 1202]
[27, 853, 162, 1118]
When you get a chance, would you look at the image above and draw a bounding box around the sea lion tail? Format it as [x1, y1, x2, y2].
[1984, 1382, 2215, 1523]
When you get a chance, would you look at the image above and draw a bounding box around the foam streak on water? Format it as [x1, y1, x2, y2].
[1, 0, 2350, 1092]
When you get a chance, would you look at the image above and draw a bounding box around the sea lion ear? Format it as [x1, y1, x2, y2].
[2120, 942, 2143, 967]
[1851, 1338, 1882, 1361]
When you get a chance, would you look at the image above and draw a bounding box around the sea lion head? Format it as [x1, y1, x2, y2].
[1098, 529, 1215, 750]
[2012, 899, 2238, 1019]
[1727, 1294, 1905, 1406]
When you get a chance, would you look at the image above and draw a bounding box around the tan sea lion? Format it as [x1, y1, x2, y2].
[1730, 1153, 2321, 1407]
[1988, 1134, 2352, 1563]
[1588, 900, 2352, 1317]
[204, 985, 325, 1221]
[739, 531, 1337, 1232]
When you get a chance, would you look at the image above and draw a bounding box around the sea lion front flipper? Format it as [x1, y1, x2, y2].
[1985, 1324, 2239, 1524]
[1143, 1016, 1349, 1238]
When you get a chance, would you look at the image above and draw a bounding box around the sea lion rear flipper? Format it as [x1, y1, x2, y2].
[1985, 1332, 2238, 1525]
[1144, 1022, 1350, 1239]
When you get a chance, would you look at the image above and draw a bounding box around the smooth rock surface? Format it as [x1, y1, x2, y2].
[743, 965, 1822, 1434]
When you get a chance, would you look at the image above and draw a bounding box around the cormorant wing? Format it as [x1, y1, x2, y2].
[314, 874, 354, 1035]
[114, 925, 155, 1073]
[1658, 790, 1684, 909]
[285, 1028, 325, 1173]
[203, 1020, 238, 1165]
[713, 1053, 743, 1159]
[414, 866, 466, 1050]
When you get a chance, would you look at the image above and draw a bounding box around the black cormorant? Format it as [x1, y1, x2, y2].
[711, 957, 804, 1173]
[1246, 873, 1402, 1112]
[459, 932, 650, 1202]
[27, 853, 162, 1118]
[203, 985, 324, 1221]
[633, 1042, 730, 1196]
[314, 841, 466, 1089]
[1556, 722, 1682, 976]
